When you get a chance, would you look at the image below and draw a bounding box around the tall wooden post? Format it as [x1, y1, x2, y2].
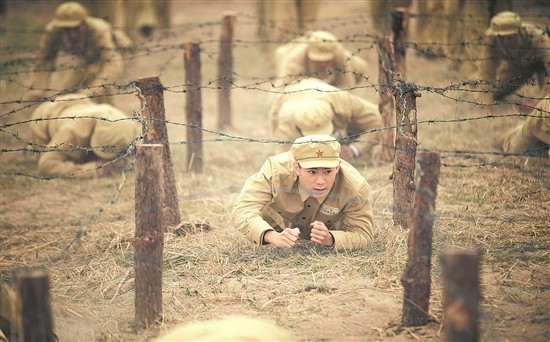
[134, 143, 164, 327]
[16, 270, 55, 342]
[217, 12, 236, 130]
[441, 249, 481, 342]
[184, 42, 203, 173]
[136, 76, 181, 229]
[377, 36, 396, 163]
[401, 151, 441, 326]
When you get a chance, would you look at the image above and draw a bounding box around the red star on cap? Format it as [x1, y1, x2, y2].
[315, 149, 323, 157]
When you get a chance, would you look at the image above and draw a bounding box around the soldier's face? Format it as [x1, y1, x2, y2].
[495, 34, 518, 49]
[308, 59, 336, 84]
[59, 23, 85, 45]
[294, 163, 340, 198]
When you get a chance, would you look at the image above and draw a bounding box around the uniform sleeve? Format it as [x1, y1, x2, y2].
[275, 44, 308, 86]
[231, 159, 277, 245]
[88, 23, 124, 90]
[30, 28, 58, 90]
[36, 120, 98, 178]
[328, 92, 383, 157]
[529, 26, 550, 92]
[476, 34, 499, 99]
[330, 181, 374, 251]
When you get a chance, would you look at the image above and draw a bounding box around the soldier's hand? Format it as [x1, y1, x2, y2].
[264, 228, 300, 248]
[310, 221, 334, 247]
[340, 144, 355, 161]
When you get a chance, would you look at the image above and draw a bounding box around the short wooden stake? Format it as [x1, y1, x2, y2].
[16, 270, 55, 342]
[441, 249, 481, 342]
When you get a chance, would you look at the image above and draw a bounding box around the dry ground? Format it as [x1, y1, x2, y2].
[1, 1, 549, 341]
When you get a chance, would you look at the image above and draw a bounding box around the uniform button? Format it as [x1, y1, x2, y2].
[301, 217, 306, 220]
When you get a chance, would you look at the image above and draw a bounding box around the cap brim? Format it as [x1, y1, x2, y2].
[307, 52, 335, 62]
[487, 28, 518, 36]
[52, 19, 82, 28]
[299, 158, 340, 169]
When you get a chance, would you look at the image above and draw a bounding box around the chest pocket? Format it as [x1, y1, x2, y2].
[315, 203, 343, 229]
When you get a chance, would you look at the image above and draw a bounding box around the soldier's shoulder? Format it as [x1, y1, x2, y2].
[85, 17, 113, 32]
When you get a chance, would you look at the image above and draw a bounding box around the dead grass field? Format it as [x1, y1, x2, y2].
[1, 1, 549, 341]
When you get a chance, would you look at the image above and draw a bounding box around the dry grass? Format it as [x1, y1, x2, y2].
[1, 1, 549, 341]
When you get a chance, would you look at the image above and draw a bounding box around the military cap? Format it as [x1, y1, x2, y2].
[307, 31, 337, 62]
[52, 1, 88, 28]
[293, 99, 334, 136]
[291, 134, 341, 168]
[487, 11, 522, 36]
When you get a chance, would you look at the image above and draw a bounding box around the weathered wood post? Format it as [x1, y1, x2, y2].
[16, 270, 55, 342]
[184, 41, 203, 173]
[217, 12, 236, 130]
[136, 76, 181, 229]
[401, 151, 441, 326]
[134, 143, 164, 327]
[441, 249, 481, 342]
[377, 36, 396, 163]
[392, 84, 420, 229]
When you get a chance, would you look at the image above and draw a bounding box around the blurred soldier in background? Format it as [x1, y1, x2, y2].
[257, 0, 320, 44]
[154, 316, 295, 341]
[496, 94, 550, 156]
[476, 11, 550, 103]
[0, 282, 17, 342]
[368, 0, 411, 35]
[269, 78, 383, 165]
[28, 94, 138, 178]
[275, 30, 369, 88]
[231, 135, 375, 251]
[26, 1, 129, 104]
[86, 0, 171, 41]
[414, 0, 447, 58]
[446, 0, 512, 74]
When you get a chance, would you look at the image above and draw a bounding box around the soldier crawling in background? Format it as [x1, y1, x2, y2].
[476, 11, 550, 104]
[26, 1, 132, 104]
[274, 30, 369, 89]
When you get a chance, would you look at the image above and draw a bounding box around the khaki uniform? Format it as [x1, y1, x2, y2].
[499, 95, 550, 156]
[0, 282, 17, 341]
[256, 0, 320, 43]
[270, 78, 383, 159]
[446, 0, 512, 74]
[275, 36, 368, 89]
[30, 16, 124, 104]
[478, 23, 550, 102]
[369, 0, 412, 35]
[231, 151, 374, 252]
[415, 0, 447, 57]
[29, 94, 136, 178]
[88, 0, 171, 40]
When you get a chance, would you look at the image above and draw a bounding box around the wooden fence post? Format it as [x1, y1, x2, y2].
[377, 36, 396, 163]
[136, 76, 181, 229]
[184, 41, 203, 173]
[217, 12, 237, 130]
[441, 249, 481, 342]
[392, 85, 420, 229]
[16, 270, 55, 342]
[401, 151, 441, 327]
[134, 143, 164, 327]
